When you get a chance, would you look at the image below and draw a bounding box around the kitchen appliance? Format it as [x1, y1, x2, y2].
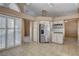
[39, 24, 49, 43]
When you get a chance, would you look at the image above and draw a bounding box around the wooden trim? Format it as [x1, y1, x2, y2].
[54, 14, 79, 20]
[0, 6, 34, 20]
[1, 6, 79, 21]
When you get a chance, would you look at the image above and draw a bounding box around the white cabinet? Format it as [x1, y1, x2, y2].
[56, 33, 64, 44]
[52, 33, 57, 43]
[52, 33, 64, 44]
[52, 20, 64, 44]
[59, 34, 64, 44]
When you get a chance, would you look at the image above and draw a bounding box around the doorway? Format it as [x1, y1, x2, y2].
[23, 19, 30, 43]
[64, 20, 77, 45]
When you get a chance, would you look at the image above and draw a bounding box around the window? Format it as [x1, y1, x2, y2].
[0, 14, 22, 50]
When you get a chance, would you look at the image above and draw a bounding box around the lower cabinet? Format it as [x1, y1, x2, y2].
[56, 33, 64, 44]
[52, 33, 57, 43]
[52, 33, 64, 44]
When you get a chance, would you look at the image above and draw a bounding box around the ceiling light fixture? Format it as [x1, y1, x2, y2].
[48, 3, 55, 7]
[26, 3, 32, 6]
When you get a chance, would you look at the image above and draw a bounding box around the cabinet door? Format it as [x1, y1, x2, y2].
[7, 29, 14, 48]
[52, 33, 54, 42]
[0, 16, 6, 28]
[55, 34, 58, 43]
[56, 34, 64, 44]
[52, 33, 57, 43]
[56, 34, 59, 43]
[59, 34, 63, 44]
[15, 29, 21, 46]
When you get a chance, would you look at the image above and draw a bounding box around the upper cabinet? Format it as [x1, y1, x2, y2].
[52, 21, 64, 33]
[52, 20, 64, 44]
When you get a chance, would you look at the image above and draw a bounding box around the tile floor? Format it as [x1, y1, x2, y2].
[0, 37, 79, 56]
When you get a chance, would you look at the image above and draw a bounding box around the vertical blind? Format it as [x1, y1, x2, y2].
[0, 14, 22, 50]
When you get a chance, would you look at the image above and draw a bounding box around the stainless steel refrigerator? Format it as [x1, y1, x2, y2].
[39, 24, 49, 43]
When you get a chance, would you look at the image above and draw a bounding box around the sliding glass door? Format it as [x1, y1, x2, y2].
[0, 15, 6, 49]
[7, 18, 14, 48]
[0, 14, 22, 50]
[15, 19, 22, 46]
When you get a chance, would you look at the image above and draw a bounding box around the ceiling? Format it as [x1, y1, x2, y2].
[0, 3, 21, 12]
[24, 3, 79, 17]
[0, 3, 79, 17]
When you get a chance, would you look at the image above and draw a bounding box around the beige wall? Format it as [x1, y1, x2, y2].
[32, 17, 53, 43]
[65, 19, 77, 38]
[24, 19, 30, 36]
